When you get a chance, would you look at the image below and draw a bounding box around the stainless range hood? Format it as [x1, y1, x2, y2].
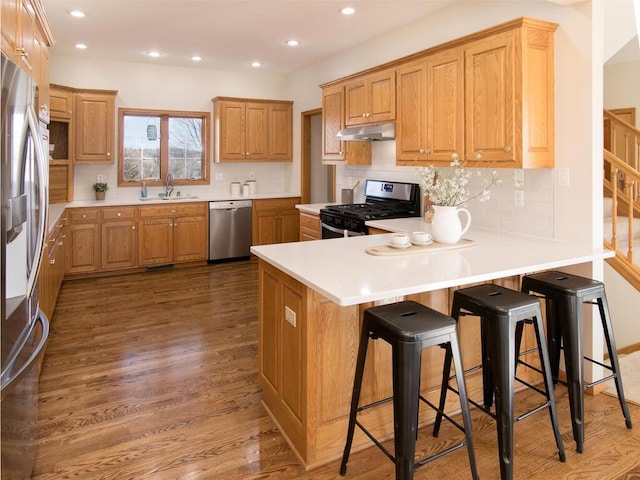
[336, 122, 395, 141]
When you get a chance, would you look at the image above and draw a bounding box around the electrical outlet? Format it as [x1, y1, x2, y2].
[514, 190, 524, 207]
[215, 172, 223, 181]
[558, 168, 570, 187]
[285, 306, 297, 327]
[97, 174, 104, 183]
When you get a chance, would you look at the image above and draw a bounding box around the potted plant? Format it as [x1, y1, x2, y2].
[93, 182, 108, 200]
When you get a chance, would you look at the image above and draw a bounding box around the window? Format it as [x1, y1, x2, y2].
[118, 108, 210, 187]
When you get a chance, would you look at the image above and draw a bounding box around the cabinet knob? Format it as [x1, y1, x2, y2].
[504, 145, 512, 153]
[50, 259, 55, 265]
[107, 152, 111, 156]
[451, 152, 459, 161]
[117, 212, 122, 217]
[17, 47, 28, 59]
[132, 226, 136, 230]
[82, 214, 87, 219]
[58, 241, 63, 246]
[339, 151, 343, 155]
[474, 151, 482, 159]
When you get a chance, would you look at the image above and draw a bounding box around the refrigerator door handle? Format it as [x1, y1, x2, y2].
[24, 104, 48, 301]
[0, 311, 49, 393]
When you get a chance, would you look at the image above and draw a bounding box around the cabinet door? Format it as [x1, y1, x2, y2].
[344, 79, 368, 126]
[255, 210, 278, 246]
[34, 30, 50, 123]
[321, 84, 346, 162]
[279, 209, 300, 244]
[367, 69, 396, 124]
[245, 102, 269, 161]
[49, 87, 74, 120]
[268, 103, 292, 161]
[1, 0, 19, 64]
[101, 221, 137, 270]
[138, 218, 173, 266]
[464, 32, 516, 165]
[427, 48, 464, 163]
[75, 91, 115, 164]
[17, 0, 35, 74]
[217, 100, 246, 161]
[173, 215, 207, 262]
[66, 223, 100, 274]
[396, 59, 427, 164]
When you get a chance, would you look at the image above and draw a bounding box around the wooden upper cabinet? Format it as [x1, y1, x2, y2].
[464, 21, 555, 168]
[245, 102, 269, 160]
[34, 29, 50, 122]
[213, 97, 293, 162]
[49, 85, 74, 119]
[396, 49, 464, 166]
[344, 68, 396, 126]
[268, 103, 293, 161]
[321, 84, 371, 165]
[75, 90, 116, 164]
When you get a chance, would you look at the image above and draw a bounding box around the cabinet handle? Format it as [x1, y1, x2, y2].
[49, 239, 56, 243]
[17, 47, 28, 59]
[58, 241, 63, 246]
[50, 259, 55, 265]
[474, 151, 483, 159]
[504, 145, 512, 153]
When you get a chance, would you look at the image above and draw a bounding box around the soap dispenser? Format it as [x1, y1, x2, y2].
[141, 182, 147, 198]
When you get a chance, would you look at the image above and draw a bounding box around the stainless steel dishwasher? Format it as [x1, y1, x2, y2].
[208, 200, 253, 262]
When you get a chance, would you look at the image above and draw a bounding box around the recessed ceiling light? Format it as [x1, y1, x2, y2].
[75, 43, 87, 49]
[285, 39, 299, 47]
[341, 7, 355, 15]
[69, 10, 85, 17]
[251, 61, 261, 68]
[191, 55, 202, 62]
[147, 51, 161, 58]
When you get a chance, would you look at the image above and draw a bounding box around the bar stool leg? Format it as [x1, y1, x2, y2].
[532, 313, 567, 462]
[392, 341, 422, 480]
[597, 295, 633, 429]
[450, 334, 480, 480]
[340, 325, 371, 475]
[558, 295, 585, 453]
[546, 297, 563, 383]
[488, 315, 515, 480]
[432, 344, 453, 437]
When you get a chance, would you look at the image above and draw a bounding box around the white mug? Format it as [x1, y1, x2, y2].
[390, 233, 409, 246]
[411, 231, 432, 244]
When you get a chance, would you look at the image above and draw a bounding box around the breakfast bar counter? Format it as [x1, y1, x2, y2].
[250, 228, 613, 469]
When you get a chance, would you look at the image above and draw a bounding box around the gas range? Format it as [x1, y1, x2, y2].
[320, 180, 421, 238]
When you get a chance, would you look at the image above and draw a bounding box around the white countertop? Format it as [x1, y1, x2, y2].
[296, 203, 337, 215]
[250, 226, 614, 307]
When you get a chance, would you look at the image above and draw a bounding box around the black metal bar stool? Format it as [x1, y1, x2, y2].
[521, 271, 633, 453]
[434, 284, 566, 480]
[340, 300, 479, 480]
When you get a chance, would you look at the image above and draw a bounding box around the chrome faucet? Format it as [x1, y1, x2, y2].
[165, 173, 174, 197]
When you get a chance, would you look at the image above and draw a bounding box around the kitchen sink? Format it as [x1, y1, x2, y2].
[139, 195, 199, 201]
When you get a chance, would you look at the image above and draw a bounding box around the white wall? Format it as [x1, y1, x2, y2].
[49, 55, 292, 201]
[604, 60, 640, 127]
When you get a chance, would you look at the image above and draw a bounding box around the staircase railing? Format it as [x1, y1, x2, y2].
[603, 110, 640, 288]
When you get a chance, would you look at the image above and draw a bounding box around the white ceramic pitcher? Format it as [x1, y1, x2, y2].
[431, 205, 471, 244]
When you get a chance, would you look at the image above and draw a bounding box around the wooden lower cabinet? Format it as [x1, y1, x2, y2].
[299, 212, 320, 241]
[66, 208, 100, 274]
[253, 197, 300, 246]
[101, 206, 137, 271]
[39, 214, 67, 319]
[138, 203, 207, 266]
[257, 261, 539, 468]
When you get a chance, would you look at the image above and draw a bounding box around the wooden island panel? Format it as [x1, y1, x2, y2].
[258, 259, 539, 469]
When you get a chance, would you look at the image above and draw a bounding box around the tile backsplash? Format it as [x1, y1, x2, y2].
[336, 141, 554, 239]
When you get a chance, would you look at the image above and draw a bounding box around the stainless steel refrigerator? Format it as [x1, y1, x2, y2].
[1, 53, 50, 479]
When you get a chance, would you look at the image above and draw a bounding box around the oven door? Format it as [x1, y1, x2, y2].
[321, 222, 365, 239]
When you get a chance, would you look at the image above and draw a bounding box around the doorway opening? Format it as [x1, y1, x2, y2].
[301, 108, 335, 204]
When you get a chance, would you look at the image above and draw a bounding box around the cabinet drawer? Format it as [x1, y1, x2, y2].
[138, 202, 207, 218]
[69, 208, 99, 223]
[300, 212, 320, 229]
[102, 206, 136, 221]
[254, 197, 300, 212]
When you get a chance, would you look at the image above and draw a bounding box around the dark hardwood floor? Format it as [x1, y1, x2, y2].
[33, 261, 640, 479]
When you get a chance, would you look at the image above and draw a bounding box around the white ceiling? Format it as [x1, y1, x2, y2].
[41, 0, 461, 75]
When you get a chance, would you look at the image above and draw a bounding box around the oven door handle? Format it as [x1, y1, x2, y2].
[321, 222, 364, 237]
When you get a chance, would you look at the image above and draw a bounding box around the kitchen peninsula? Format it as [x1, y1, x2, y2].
[250, 225, 614, 469]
